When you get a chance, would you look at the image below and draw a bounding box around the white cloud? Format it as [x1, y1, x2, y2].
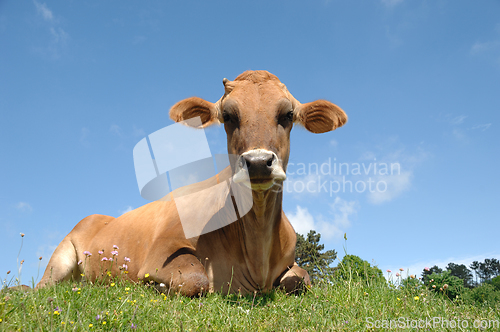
[120, 206, 134, 215]
[471, 41, 500, 55]
[287, 198, 358, 240]
[437, 113, 492, 142]
[360, 151, 377, 160]
[470, 123, 492, 132]
[32, 1, 69, 59]
[470, 25, 500, 67]
[33, 0, 53, 22]
[360, 144, 426, 204]
[16, 202, 33, 212]
[49, 27, 69, 45]
[284, 144, 425, 205]
[450, 115, 467, 125]
[110, 124, 124, 137]
[324, 197, 358, 238]
[366, 170, 412, 204]
[287, 206, 315, 236]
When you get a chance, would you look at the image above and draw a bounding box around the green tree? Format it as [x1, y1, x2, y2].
[446, 263, 473, 288]
[422, 265, 442, 284]
[463, 283, 500, 305]
[470, 261, 480, 286]
[295, 230, 337, 283]
[490, 275, 500, 291]
[334, 255, 385, 284]
[426, 270, 465, 300]
[482, 258, 500, 279]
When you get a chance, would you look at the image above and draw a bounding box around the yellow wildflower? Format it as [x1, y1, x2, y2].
[414, 296, 419, 301]
[145, 273, 150, 278]
[89, 323, 93, 327]
[110, 283, 115, 287]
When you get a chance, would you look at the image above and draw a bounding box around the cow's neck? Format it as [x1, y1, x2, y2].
[238, 187, 283, 289]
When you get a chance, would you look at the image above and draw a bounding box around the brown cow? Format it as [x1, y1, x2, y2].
[37, 70, 347, 296]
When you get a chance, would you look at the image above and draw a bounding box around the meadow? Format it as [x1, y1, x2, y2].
[2, 266, 499, 331]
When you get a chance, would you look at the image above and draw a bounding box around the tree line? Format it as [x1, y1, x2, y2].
[295, 230, 384, 284]
[422, 259, 500, 289]
[295, 230, 500, 305]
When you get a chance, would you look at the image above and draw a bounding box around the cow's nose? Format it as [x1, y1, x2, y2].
[241, 150, 275, 179]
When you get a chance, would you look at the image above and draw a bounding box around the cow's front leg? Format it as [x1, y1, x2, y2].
[139, 249, 209, 297]
[277, 263, 311, 294]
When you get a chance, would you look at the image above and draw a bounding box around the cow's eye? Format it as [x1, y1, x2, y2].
[223, 112, 232, 123]
[279, 111, 294, 126]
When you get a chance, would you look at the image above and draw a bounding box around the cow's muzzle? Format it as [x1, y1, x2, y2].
[233, 149, 286, 191]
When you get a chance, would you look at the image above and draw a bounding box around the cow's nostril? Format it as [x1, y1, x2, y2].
[266, 155, 274, 167]
[241, 150, 276, 179]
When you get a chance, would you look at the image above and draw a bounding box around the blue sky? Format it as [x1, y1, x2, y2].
[1, 0, 499, 285]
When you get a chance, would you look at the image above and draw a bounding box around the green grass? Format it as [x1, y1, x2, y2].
[1, 275, 499, 331]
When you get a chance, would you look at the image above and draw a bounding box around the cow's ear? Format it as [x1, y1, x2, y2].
[295, 100, 347, 133]
[169, 97, 220, 128]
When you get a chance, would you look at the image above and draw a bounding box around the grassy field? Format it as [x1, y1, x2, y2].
[1, 272, 499, 331]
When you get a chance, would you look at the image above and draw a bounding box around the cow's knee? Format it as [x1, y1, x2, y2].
[149, 253, 209, 297]
[278, 263, 311, 294]
[173, 270, 209, 297]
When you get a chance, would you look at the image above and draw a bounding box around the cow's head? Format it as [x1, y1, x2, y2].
[170, 70, 347, 192]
